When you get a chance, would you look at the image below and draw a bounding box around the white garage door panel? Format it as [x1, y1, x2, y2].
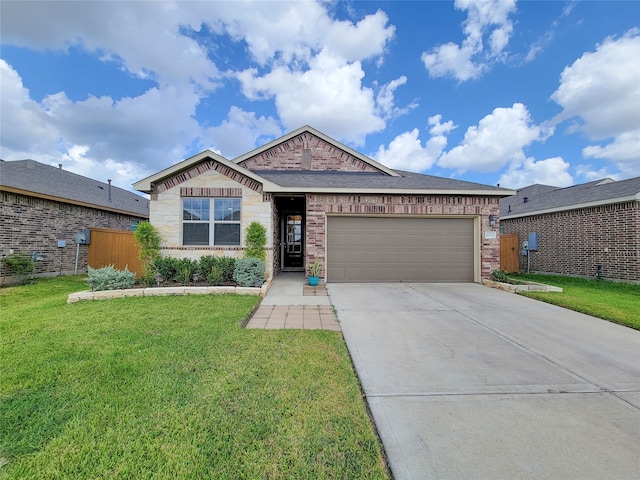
[327, 217, 474, 283]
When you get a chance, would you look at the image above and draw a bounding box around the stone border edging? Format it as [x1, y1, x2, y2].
[482, 279, 562, 293]
[67, 278, 272, 303]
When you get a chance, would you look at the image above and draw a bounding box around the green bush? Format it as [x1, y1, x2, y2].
[134, 222, 161, 278]
[217, 257, 236, 283]
[233, 258, 266, 287]
[153, 256, 179, 283]
[3, 253, 35, 275]
[207, 265, 224, 286]
[176, 258, 197, 285]
[87, 265, 135, 291]
[245, 221, 267, 261]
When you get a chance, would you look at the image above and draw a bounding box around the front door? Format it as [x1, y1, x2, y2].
[282, 213, 304, 270]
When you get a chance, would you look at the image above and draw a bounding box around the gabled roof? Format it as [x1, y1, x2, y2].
[134, 127, 515, 197]
[1, 159, 149, 217]
[500, 177, 640, 219]
[232, 125, 401, 177]
[132, 150, 282, 193]
[254, 169, 511, 195]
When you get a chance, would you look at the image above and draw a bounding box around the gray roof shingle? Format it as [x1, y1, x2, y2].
[252, 169, 512, 193]
[500, 177, 640, 217]
[1, 159, 149, 217]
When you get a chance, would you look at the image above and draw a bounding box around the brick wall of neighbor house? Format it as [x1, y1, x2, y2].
[501, 201, 640, 282]
[0, 191, 144, 281]
[238, 132, 381, 172]
[150, 166, 275, 277]
[305, 194, 501, 280]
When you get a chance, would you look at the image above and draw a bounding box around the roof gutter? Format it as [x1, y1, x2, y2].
[501, 193, 640, 220]
[0, 185, 149, 218]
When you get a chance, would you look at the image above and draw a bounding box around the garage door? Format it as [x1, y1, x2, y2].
[326, 216, 475, 282]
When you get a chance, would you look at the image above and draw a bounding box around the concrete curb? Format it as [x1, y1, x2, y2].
[482, 278, 562, 293]
[67, 278, 272, 303]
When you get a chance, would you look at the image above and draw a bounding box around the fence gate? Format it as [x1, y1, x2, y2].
[500, 234, 519, 273]
[88, 228, 142, 276]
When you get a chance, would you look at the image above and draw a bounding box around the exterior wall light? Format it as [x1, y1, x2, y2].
[489, 214, 496, 227]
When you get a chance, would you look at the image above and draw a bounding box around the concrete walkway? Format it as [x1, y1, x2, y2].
[328, 283, 640, 480]
[245, 272, 340, 330]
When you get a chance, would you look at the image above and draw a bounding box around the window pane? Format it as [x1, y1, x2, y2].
[183, 223, 209, 245]
[214, 198, 241, 221]
[183, 198, 210, 221]
[214, 224, 240, 246]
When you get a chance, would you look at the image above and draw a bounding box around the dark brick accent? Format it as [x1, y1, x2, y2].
[501, 201, 639, 282]
[180, 187, 242, 197]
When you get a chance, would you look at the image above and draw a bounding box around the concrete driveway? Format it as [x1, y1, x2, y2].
[326, 283, 640, 480]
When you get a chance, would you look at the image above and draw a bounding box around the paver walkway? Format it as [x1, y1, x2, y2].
[245, 272, 340, 330]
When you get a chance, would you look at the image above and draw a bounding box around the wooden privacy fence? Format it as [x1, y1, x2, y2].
[88, 228, 142, 276]
[500, 233, 520, 273]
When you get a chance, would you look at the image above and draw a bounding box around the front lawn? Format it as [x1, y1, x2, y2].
[0, 277, 388, 479]
[512, 273, 640, 330]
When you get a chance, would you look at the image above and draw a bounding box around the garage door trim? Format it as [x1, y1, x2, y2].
[325, 214, 480, 283]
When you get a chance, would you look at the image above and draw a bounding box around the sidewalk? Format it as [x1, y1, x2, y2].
[245, 272, 340, 331]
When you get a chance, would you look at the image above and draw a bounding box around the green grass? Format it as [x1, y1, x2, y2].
[0, 277, 388, 479]
[512, 273, 640, 330]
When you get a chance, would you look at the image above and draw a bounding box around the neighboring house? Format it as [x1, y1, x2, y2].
[134, 126, 514, 283]
[500, 177, 640, 282]
[1, 159, 149, 283]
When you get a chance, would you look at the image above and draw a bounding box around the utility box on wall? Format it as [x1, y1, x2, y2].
[528, 232, 539, 251]
[74, 229, 91, 245]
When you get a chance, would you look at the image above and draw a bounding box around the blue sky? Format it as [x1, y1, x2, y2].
[1, 0, 639, 193]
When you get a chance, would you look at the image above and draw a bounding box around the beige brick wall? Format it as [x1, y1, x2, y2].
[150, 169, 274, 277]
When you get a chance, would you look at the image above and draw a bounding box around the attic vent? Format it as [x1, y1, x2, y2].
[508, 205, 511, 213]
[301, 149, 311, 170]
[523, 197, 529, 203]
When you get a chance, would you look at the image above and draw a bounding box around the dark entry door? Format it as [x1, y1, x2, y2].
[282, 213, 304, 270]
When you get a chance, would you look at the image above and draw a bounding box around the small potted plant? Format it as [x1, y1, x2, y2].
[308, 259, 320, 286]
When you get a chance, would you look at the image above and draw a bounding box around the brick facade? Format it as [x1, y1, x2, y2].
[1, 191, 145, 281]
[501, 201, 639, 282]
[305, 194, 501, 280]
[150, 167, 275, 276]
[238, 132, 382, 172]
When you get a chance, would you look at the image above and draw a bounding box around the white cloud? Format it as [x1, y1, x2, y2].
[498, 156, 573, 189]
[1, 0, 399, 174]
[0, 1, 219, 90]
[574, 164, 620, 182]
[203, 106, 282, 158]
[0, 60, 58, 157]
[237, 49, 386, 146]
[438, 103, 541, 173]
[374, 115, 456, 172]
[422, 0, 517, 81]
[0, 59, 203, 188]
[551, 30, 640, 172]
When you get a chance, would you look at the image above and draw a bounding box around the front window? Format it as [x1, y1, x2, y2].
[183, 198, 240, 246]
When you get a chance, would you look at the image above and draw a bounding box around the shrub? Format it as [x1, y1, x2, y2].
[245, 221, 267, 261]
[233, 258, 266, 287]
[134, 222, 161, 278]
[491, 270, 511, 283]
[175, 258, 197, 285]
[217, 257, 236, 283]
[207, 265, 224, 286]
[2, 253, 35, 284]
[88, 265, 135, 291]
[153, 256, 179, 283]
